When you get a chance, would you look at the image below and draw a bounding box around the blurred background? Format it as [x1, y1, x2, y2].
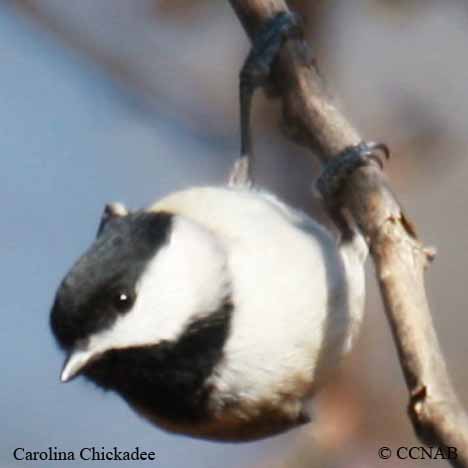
[2, 0, 468, 467]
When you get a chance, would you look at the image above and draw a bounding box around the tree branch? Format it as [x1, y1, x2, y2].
[228, 1, 468, 465]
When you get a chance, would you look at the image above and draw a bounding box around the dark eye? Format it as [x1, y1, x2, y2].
[113, 290, 135, 313]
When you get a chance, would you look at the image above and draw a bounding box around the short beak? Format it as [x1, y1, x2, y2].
[60, 348, 95, 383]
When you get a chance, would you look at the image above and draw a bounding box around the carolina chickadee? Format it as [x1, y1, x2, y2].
[50, 12, 386, 441]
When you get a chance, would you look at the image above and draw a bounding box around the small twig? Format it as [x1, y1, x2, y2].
[228, 1, 468, 466]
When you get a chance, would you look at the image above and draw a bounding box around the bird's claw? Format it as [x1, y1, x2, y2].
[353, 141, 390, 170]
[316, 141, 390, 202]
[239, 11, 304, 91]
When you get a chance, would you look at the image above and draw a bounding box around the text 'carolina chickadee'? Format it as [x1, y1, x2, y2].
[50, 12, 387, 441]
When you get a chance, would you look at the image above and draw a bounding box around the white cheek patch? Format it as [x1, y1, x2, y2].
[84, 216, 229, 358]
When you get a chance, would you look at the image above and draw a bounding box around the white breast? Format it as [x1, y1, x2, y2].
[151, 187, 366, 419]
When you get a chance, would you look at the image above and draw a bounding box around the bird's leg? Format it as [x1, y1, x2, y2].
[316, 142, 390, 241]
[228, 11, 303, 187]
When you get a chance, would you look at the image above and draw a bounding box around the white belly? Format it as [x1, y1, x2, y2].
[151, 186, 366, 431]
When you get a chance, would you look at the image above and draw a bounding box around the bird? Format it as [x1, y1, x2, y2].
[50, 11, 386, 441]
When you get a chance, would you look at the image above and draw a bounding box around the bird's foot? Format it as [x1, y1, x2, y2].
[239, 11, 303, 92]
[316, 141, 389, 240]
[230, 11, 304, 187]
[316, 141, 390, 201]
